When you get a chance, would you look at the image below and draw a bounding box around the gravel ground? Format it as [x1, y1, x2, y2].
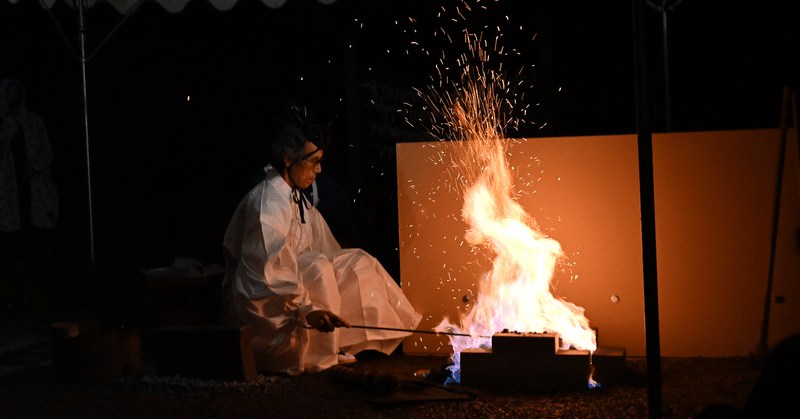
[0, 310, 765, 419]
[0, 253, 781, 419]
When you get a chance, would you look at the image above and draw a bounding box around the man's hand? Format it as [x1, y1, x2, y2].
[305, 310, 351, 333]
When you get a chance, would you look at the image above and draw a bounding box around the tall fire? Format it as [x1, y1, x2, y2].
[421, 37, 597, 386]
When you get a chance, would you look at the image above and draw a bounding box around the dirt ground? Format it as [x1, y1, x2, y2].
[0, 307, 765, 419]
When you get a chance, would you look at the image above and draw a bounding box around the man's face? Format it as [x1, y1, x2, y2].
[287, 141, 323, 190]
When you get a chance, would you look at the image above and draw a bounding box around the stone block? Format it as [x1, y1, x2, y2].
[591, 346, 626, 387]
[456, 331, 627, 392]
[461, 347, 590, 391]
[460, 333, 592, 391]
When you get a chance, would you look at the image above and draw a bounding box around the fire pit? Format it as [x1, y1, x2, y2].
[393, 40, 629, 393]
[459, 331, 626, 391]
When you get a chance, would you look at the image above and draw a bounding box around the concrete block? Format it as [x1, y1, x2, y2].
[591, 346, 626, 387]
[456, 331, 627, 391]
[461, 347, 589, 391]
[143, 325, 256, 382]
[460, 336, 592, 391]
[459, 332, 624, 392]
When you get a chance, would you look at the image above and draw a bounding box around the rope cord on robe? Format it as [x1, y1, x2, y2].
[302, 323, 491, 339]
[291, 187, 310, 224]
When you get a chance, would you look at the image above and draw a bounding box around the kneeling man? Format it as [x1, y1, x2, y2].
[222, 111, 421, 375]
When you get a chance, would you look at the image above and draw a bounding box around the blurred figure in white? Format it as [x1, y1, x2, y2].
[0, 78, 58, 235]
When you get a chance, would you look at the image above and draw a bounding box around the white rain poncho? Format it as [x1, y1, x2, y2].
[222, 165, 421, 375]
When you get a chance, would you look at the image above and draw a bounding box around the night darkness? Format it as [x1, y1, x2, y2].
[1, 0, 798, 295]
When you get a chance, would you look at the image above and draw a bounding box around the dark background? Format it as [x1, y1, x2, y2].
[1, 0, 798, 298]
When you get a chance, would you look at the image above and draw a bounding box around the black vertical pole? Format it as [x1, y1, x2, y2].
[755, 86, 791, 365]
[78, 0, 96, 306]
[632, 1, 663, 418]
[660, 1, 671, 132]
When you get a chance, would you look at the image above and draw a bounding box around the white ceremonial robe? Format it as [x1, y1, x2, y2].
[0, 110, 58, 232]
[222, 165, 421, 375]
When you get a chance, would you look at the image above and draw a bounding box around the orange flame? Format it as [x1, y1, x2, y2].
[424, 41, 596, 383]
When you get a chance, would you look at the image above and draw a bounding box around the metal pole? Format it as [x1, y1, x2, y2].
[661, 1, 671, 132]
[349, 325, 491, 339]
[648, 0, 683, 131]
[755, 86, 792, 365]
[633, 1, 662, 418]
[78, 0, 96, 303]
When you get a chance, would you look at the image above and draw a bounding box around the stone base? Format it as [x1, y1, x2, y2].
[459, 332, 626, 391]
[591, 346, 627, 387]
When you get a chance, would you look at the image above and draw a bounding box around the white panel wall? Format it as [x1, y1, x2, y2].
[397, 129, 800, 357]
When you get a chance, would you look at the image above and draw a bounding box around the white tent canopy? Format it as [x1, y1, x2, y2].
[9, 0, 335, 13]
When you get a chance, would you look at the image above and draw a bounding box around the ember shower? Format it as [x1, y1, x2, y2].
[416, 34, 597, 384]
